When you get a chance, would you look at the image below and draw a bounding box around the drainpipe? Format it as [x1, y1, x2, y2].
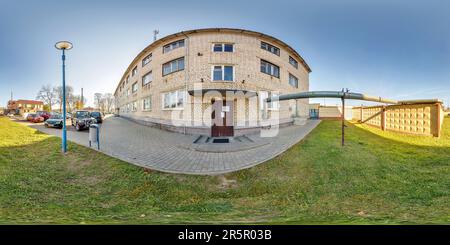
[182, 32, 189, 135]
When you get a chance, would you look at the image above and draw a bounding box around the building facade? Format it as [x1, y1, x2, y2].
[7, 100, 44, 115]
[114, 28, 311, 136]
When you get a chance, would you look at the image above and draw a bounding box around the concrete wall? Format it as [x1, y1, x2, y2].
[352, 103, 444, 137]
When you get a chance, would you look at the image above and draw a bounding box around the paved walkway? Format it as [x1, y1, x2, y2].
[27, 117, 320, 175]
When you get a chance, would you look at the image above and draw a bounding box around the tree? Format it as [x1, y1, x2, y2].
[103, 93, 115, 113]
[53, 85, 74, 113]
[94, 93, 103, 111]
[36, 84, 55, 111]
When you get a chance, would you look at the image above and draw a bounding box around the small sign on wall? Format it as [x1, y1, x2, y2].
[222, 106, 230, 112]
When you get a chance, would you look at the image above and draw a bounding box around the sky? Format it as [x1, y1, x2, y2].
[0, 0, 449, 108]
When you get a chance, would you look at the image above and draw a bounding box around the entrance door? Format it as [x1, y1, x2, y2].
[211, 99, 234, 137]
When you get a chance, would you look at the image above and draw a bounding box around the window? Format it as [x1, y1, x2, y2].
[289, 56, 298, 69]
[163, 39, 185, 53]
[127, 89, 131, 96]
[142, 96, 152, 111]
[289, 74, 298, 88]
[132, 101, 137, 111]
[213, 43, 233, 52]
[260, 60, 280, 78]
[132, 66, 137, 76]
[126, 75, 129, 84]
[261, 41, 280, 56]
[132, 82, 138, 93]
[162, 57, 185, 76]
[142, 53, 152, 66]
[142, 71, 152, 86]
[212, 65, 234, 81]
[163, 90, 185, 109]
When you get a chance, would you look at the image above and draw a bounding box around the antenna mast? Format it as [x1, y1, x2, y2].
[153, 30, 159, 42]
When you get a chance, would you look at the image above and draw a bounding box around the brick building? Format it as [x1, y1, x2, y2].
[7, 99, 44, 115]
[114, 28, 311, 136]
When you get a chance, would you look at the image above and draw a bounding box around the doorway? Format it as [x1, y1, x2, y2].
[211, 98, 234, 137]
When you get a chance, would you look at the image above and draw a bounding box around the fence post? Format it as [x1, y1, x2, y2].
[381, 106, 386, 131]
[435, 103, 441, 137]
[360, 107, 363, 122]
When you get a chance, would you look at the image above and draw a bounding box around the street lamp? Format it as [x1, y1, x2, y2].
[55, 41, 73, 153]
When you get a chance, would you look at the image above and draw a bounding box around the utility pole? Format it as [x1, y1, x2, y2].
[341, 88, 349, 146]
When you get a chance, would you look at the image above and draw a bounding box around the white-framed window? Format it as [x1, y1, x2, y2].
[132, 82, 138, 93]
[142, 96, 152, 111]
[132, 66, 137, 76]
[142, 53, 152, 66]
[212, 43, 233, 52]
[162, 57, 185, 76]
[289, 74, 298, 88]
[261, 41, 280, 56]
[289, 56, 298, 69]
[259, 91, 279, 110]
[132, 101, 137, 112]
[162, 90, 185, 109]
[212, 65, 234, 81]
[126, 103, 131, 112]
[127, 88, 131, 96]
[260, 59, 280, 78]
[142, 71, 152, 86]
[163, 39, 185, 53]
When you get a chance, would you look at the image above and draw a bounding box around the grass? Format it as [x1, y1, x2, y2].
[0, 116, 449, 224]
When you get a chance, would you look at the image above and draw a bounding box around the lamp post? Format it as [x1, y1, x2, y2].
[55, 41, 73, 153]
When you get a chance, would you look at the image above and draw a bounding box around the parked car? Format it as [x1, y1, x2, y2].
[44, 114, 64, 128]
[90, 111, 103, 123]
[36, 111, 51, 121]
[26, 113, 44, 123]
[71, 110, 96, 131]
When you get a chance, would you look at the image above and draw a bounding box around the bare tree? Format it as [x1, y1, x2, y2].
[94, 93, 103, 111]
[53, 85, 74, 113]
[36, 84, 55, 111]
[103, 93, 115, 113]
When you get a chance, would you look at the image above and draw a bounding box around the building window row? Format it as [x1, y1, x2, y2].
[289, 73, 298, 88]
[212, 65, 234, 81]
[261, 41, 280, 56]
[213, 43, 233, 52]
[142, 71, 152, 86]
[260, 59, 280, 78]
[163, 39, 185, 53]
[289, 56, 298, 69]
[132, 82, 138, 93]
[163, 90, 185, 109]
[142, 96, 152, 111]
[142, 53, 152, 66]
[162, 57, 185, 76]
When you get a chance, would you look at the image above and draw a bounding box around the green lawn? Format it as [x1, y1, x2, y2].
[0, 116, 449, 224]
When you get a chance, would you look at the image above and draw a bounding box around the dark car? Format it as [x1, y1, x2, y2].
[90, 111, 103, 123]
[44, 114, 64, 128]
[36, 111, 51, 121]
[71, 110, 96, 131]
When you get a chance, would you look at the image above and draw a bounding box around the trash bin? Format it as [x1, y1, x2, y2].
[89, 124, 100, 149]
